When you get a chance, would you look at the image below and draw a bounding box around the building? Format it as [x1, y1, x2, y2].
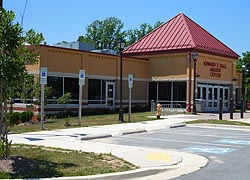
[123, 13, 240, 112]
[23, 13, 241, 114]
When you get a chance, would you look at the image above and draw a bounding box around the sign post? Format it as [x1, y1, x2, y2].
[78, 70, 85, 126]
[40, 67, 47, 130]
[128, 74, 133, 122]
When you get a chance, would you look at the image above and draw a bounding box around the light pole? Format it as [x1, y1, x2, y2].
[242, 64, 246, 112]
[118, 37, 125, 122]
[192, 51, 198, 114]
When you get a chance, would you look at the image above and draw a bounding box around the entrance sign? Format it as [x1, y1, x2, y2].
[128, 74, 133, 88]
[203, 61, 227, 78]
[40, 67, 47, 85]
[79, 70, 85, 85]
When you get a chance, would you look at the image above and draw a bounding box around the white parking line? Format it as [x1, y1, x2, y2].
[187, 124, 250, 132]
[125, 136, 244, 148]
[159, 131, 250, 140]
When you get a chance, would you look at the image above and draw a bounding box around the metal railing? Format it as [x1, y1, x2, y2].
[151, 100, 185, 114]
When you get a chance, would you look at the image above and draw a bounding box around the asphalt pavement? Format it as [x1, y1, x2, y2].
[8, 111, 250, 180]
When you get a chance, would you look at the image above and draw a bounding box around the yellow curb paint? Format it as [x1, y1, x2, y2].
[146, 152, 171, 162]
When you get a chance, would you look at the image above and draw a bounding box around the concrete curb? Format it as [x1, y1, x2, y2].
[43, 167, 170, 180]
[121, 129, 147, 135]
[170, 123, 186, 128]
[78, 123, 186, 141]
[77, 128, 147, 140]
[77, 133, 112, 140]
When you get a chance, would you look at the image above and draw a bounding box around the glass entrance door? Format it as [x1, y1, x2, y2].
[207, 85, 219, 111]
[219, 86, 229, 111]
[106, 82, 115, 109]
[198, 84, 229, 112]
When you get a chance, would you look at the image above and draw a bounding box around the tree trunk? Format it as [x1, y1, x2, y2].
[0, 79, 3, 140]
[4, 101, 9, 159]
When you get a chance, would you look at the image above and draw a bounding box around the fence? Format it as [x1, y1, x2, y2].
[151, 100, 185, 114]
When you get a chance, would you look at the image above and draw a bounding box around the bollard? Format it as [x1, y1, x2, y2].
[241, 99, 244, 118]
[219, 98, 223, 120]
[230, 97, 233, 119]
[151, 100, 154, 112]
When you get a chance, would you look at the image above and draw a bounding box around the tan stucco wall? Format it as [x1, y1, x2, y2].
[35, 46, 149, 80]
[147, 53, 188, 78]
[197, 53, 237, 83]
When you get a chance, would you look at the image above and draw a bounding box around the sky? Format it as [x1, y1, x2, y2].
[3, 0, 250, 57]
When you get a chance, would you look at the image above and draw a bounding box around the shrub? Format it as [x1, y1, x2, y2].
[19, 111, 34, 123]
[7, 112, 20, 125]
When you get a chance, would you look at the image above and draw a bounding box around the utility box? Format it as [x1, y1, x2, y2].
[196, 99, 206, 112]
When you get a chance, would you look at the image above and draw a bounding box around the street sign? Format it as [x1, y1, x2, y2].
[183, 145, 237, 155]
[79, 70, 85, 85]
[216, 139, 250, 145]
[40, 67, 47, 85]
[128, 74, 133, 88]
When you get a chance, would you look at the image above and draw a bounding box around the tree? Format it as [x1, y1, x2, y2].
[0, 8, 44, 158]
[237, 51, 250, 101]
[78, 18, 163, 49]
[78, 17, 125, 50]
[126, 21, 164, 46]
[58, 92, 72, 126]
[31, 80, 52, 105]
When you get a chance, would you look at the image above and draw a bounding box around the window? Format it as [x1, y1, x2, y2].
[47, 76, 63, 99]
[159, 82, 171, 101]
[149, 82, 157, 101]
[64, 77, 79, 99]
[173, 82, 186, 101]
[88, 79, 106, 104]
[47, 76, 79, 104]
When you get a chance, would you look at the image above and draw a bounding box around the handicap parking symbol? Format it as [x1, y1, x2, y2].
[183, 145, 237, 155]
[216, 139, 250, 146]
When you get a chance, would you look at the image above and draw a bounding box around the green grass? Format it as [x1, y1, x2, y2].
[0, 144, 138, 179]
[9, 111, 177, 134]
[186, 119, 250, 126]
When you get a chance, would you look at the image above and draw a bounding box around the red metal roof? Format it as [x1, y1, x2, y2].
[123, 13, 239, 59]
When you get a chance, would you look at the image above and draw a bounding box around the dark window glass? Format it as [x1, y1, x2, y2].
[159, 82, 171, 100]
[149, 82, 157, 101]
[64, 77, 79, 99]
[88, 79, 101, 104]
[102, 80, 106, 101]
[47, 76, 63, 99]
[173, 82, 186, 101]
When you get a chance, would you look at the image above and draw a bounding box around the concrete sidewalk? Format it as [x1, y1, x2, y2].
[9, 111, 250, 180]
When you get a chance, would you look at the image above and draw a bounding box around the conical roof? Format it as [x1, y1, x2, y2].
[123, 13, 239, 59]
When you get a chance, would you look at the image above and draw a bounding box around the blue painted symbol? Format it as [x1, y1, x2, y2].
[42, 72, 46, 77]
[80, 74, 84, 78]
[216, 139, 250, 145]
[183, 145, 237, 155]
